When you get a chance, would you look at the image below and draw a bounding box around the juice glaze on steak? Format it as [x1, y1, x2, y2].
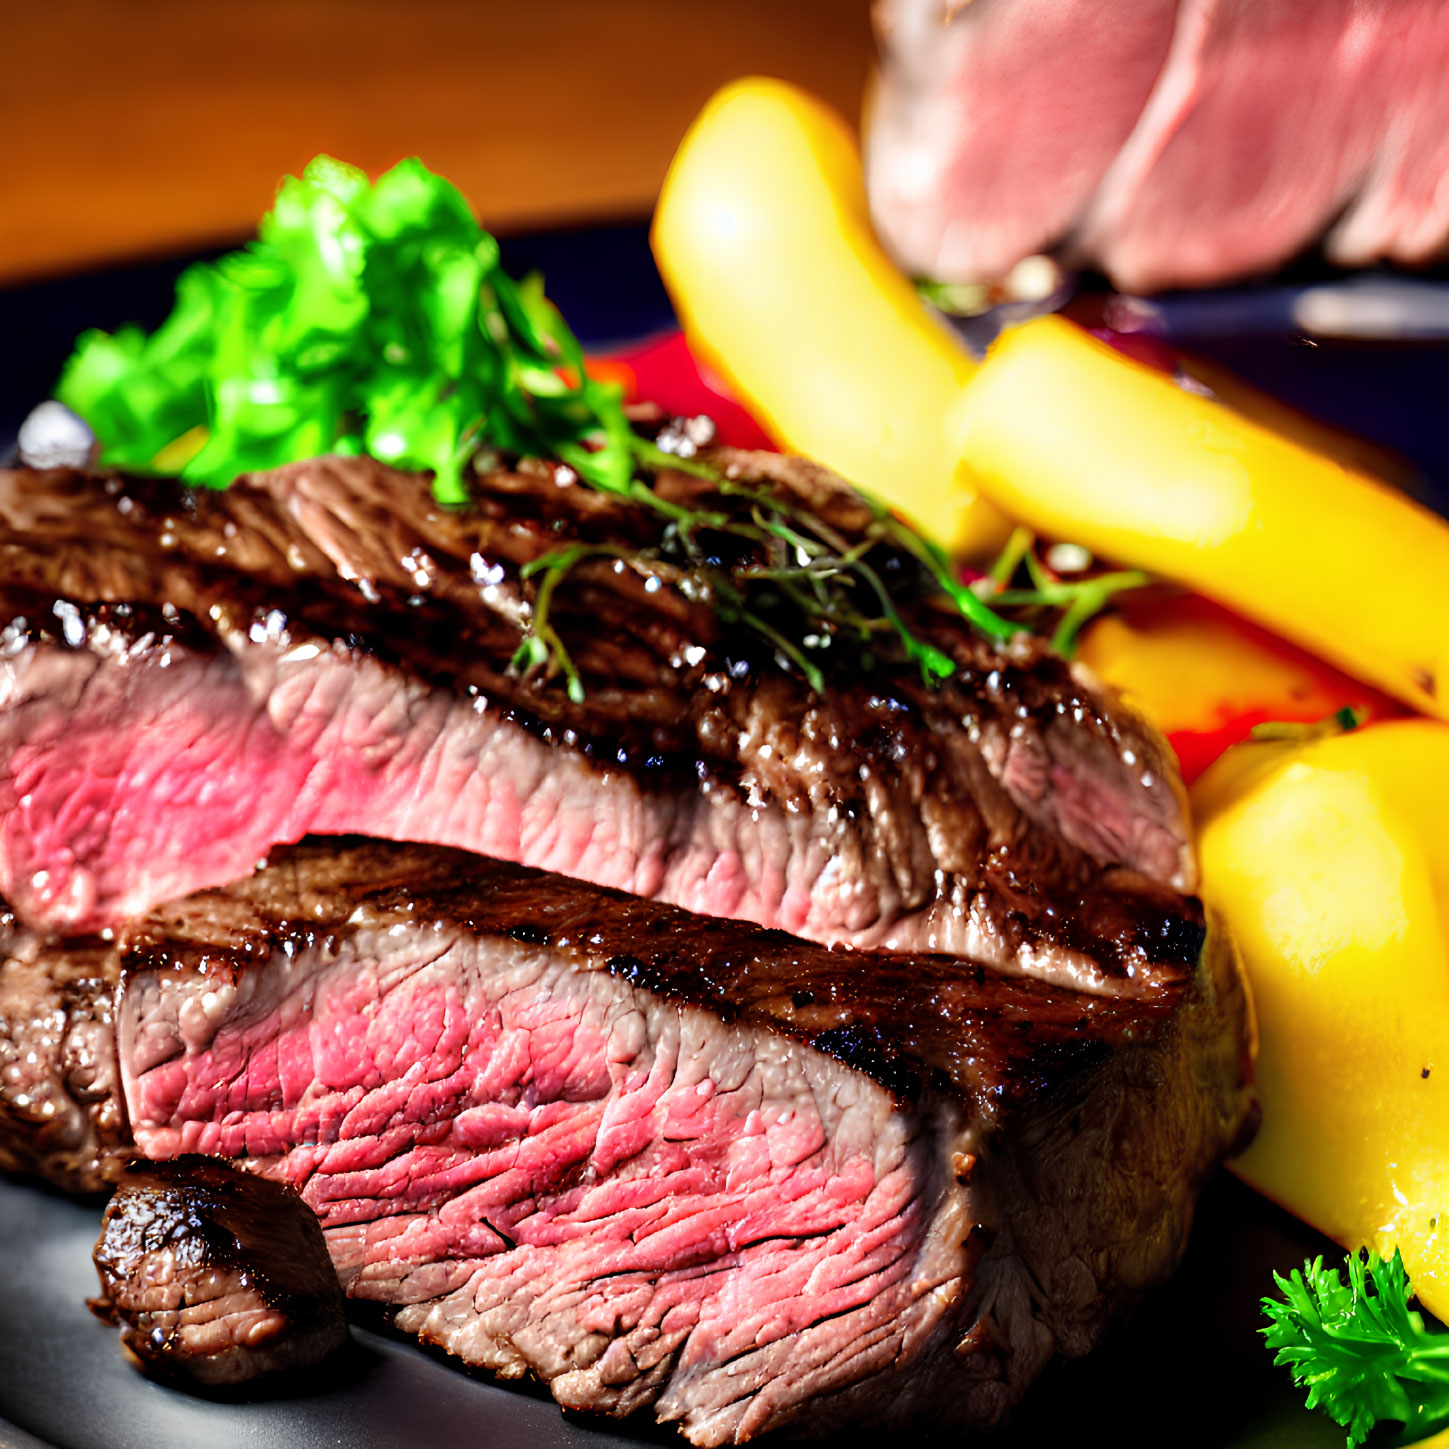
[0, 449, 1193, 992]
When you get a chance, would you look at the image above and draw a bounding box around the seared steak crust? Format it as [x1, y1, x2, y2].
[0, 908, 126, 1192]
[0, 454, 1193, 992]
[120, 839, 1201, 1112]
[0, 836, 1246, 1443]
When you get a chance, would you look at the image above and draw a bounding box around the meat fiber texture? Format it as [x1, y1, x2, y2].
[867, 0, 1449, 293]
[5, 839, 1253, 1443]
[0, 452, 1195, 997]
[0, 446, 1257, 1436]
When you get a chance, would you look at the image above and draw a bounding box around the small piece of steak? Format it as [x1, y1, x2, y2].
[0, 452, 1192, 993]
[80, 837, 1249, 1444]
[92, 1155, 348, 1384]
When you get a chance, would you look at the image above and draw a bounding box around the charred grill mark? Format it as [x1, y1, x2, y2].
[103, 838, 1190, 1115]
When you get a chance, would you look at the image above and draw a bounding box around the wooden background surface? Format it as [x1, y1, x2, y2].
[0, 0, 873, 286]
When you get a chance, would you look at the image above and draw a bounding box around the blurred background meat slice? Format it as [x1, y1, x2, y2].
[1323, 1, 1449, 267]
[868, 0, 1449, 293]
[867, 0, 1177, 284]
[1076, 0, 1386, 293]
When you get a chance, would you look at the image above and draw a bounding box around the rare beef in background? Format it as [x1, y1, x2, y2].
[92, 1156, 348, 1386]
[867, 0, 1449, 293]
[0, 451, 1190, 996]
[866, 0, 1177, 289]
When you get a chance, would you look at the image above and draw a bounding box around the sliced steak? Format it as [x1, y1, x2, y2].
[1073, 0, 1387, 294]
[92, 1155, 348, 1384]
[56, 835, 1249, 1444]
[0, 452, 1191, 995]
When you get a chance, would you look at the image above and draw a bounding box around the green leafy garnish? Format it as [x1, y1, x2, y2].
[55, 155, 630, 505]
[975, 526, 1151, 656]
[48, 152, 1105, 698]
[1263, 1249, 1449, 1447]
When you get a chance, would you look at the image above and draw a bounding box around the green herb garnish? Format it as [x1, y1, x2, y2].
[521, 442, 1015, 697]
[975, 526, 1150, 656]
[1249, 706, 1368, 744]
[1264, 1248, 1449, 1447]
[50, 153, 1102, 697]
[56, 155, 630, 505]
[914, 276, 992, 318]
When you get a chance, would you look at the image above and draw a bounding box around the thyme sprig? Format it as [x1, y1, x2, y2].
[974, 526, 1152, 656]
[1249, 706, 1367, 744]
[509, 436, 1017, 699]
[511, 544, 634, 704]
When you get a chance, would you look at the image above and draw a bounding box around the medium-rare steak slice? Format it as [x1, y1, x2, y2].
[69, 837, 1247, 1444]
[0, 450, 1192, 995]
[91, 1155, 349, 1385]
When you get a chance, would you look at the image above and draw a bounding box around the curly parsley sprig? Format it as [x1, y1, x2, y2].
[1264, 1248, 1449, 1448]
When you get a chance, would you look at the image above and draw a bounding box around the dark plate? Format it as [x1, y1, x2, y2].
[0, 221, 1414, 1449]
